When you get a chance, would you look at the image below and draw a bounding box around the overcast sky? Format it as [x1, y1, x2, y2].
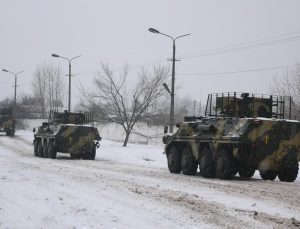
[1, 0, 300, 109]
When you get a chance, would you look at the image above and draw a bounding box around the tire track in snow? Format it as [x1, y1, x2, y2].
[1, 134, 300, 228]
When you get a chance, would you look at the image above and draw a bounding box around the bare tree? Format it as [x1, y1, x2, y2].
[16, 94, 41, 119]
[32, 65, 47, 118]
[0, 97, 13, 108]
[32, 63, 65, 118]
[45, 63, 64, 111]
[152, 93, 201, 124]
[272, 65, 300, 119]
[83, 63, 169, 146]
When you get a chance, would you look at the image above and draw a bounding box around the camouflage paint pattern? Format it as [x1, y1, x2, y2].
[34, 111, 101, 156]
[239, 119, 300, 171]
[216, 96, 272, 118]
[56, 124, 101, 154]
[164, 92, 299, 181]
[35, 124, 101, 154]
[164, 117, 300, 172]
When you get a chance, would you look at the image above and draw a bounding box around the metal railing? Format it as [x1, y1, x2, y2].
[48, 110, 94, 124]
[205, 92, 292, 119]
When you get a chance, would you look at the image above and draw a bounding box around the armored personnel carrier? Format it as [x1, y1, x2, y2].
[33, 110, 101, 160]
[0, 107, 15, 136]
[163, 92, 300, 182]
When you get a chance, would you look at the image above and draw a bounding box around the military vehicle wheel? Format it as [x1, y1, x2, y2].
[42, 141, 49, 158]
[200, 147, 215, 178]
[215, 150, 234, 180]
[89, 144, 96, 160]
[181, 147, 198, 175]
[167, 145, 181, 174]
[82, 145, 96, 160]
[37, 141, 43, 157]
[70, 153, 82, 159]
[48, 141, 57, 159]
[238, 167, 255, 178]
[82, 153, 92, 160]
[232, 165, 239, 176]
[278, 153, 298, 182]
[34, 140, 38, 157]
[259, 170, 277, 181]
[6, 128, 15, 136]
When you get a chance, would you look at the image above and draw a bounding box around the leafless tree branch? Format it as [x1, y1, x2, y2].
[82, 62, 169, 146]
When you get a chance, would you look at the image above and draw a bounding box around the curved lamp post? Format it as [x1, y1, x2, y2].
[51, 53, 81, 112]
[2, 69, 24, 106]
[149, 27, 191, 133]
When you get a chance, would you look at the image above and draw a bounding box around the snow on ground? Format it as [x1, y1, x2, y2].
[0, 129, 300, 228]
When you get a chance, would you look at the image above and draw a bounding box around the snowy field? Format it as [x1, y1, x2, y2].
[0, 129, 300, 228]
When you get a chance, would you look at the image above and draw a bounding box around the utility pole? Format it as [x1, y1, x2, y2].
[68, 61, 71, 112]
[2, 69, 24, 106]
[52, 53, 81, 112]
[149, 27, 191, 133]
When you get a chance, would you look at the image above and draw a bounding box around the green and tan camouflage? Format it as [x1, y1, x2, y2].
[33, 110, 101, 160]
[0, 107, 15, 136]
[163, 92, 300, 182]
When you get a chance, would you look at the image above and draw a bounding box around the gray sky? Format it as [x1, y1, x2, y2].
[1, 0, 300, 109]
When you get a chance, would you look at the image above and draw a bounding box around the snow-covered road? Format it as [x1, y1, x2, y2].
[0, 131, 300, 228]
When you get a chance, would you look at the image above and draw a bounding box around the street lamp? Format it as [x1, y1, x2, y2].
[149, 27, 191, 133]
[51, 53, 81, 112]
[162, 83, 171, 94]
[2, 69, 24, 106]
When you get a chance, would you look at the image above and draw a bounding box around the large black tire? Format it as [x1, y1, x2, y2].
[215, 150, 234, 180]
[70, 153, 82, 159]
[181, 147, 198, 175]
[259, 170, 277, 181]
[232, 165, 239, 176]
[47, 141, 57, 159]
[82, 145, 96, 160]
[42, 141, 48, 158]
[34, 140, 38, 157]
[199, 147, 215, 178]
[278, 153, 299, 182]
[90, 145, 96, 160]
[37, 141, 43, 157]
[166, 145, 181, 174]
[238, 166, 255, 179]
[6, 128, 15, 137]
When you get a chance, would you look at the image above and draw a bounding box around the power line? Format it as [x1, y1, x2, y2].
[177, 64, 300, 78]
[96, 31, 300, 72]
[60, 30, 300, 77]
[179, 31, 300, 59]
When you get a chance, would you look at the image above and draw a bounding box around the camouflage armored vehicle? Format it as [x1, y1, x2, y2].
[163, 92, 300, 182]
[33, 110, 101, 160]
[0, 107, 15, 136]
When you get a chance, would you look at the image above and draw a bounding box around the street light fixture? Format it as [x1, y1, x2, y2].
[162, 83, 171, 94]
[148, 28, 160, 34]
[51, 53, 81, 112]
[2, 68, 24, 106]
[149, 27, 191, 133]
